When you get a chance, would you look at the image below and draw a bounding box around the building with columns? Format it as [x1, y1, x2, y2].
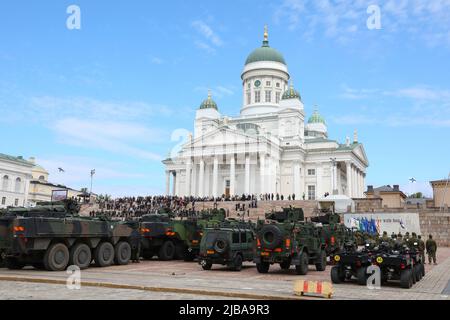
[163, 28, 369, 200]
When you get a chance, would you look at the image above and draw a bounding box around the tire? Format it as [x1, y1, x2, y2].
[230, 254, 243, 271]
[43, 243, 70, 271]
[158, 241, 175, 261]
[256, 262, 270, 273]
[331, 266, 345, 284]
[175, 243, 186, 260]
[69, 243, 92, 269]
[295, 252, 309, 275]
[356, 267, 368, 285]
[259, 225, 283, 250]
[114, 241, 131, 265]
[279, 260, 291, 270]
[414, 265, 421, 281]
[201, 260, 212, 270]
[315, 250, 327, 271]
[420, 263, 425, 277]
[94, 242, 115, 267]
[213, 239, 228, 254]
[5, 258, 25, 270]
[400, 269, 413, 289]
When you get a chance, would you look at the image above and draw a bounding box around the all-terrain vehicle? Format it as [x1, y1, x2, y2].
[254, 207, 327, 275]
[198, 220, 255, 271]
[0, 200, 140, 271]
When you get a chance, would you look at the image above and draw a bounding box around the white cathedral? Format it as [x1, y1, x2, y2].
[163, 28, 369, 200]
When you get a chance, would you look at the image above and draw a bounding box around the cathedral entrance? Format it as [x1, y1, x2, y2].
[225, 180, 230, 197]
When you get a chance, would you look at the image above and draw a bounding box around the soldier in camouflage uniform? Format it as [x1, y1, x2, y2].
[417, 235, 426, 264]
[426, 234, 437, 265]
[380, 231, 392, 246]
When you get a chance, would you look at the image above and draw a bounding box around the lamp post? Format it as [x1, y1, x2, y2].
[90, 169, 95, 202]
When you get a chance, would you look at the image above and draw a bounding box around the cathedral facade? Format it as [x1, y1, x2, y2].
[163, 28, 369, 200]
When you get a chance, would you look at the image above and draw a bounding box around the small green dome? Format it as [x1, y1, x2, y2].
[199, 91, 218, 110]
[245, 26, 286, 65]
[308, 110, 326, 124]
[282, 83, 301, 100]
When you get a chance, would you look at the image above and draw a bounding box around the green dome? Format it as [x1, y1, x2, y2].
[308, 110, 326, 124]
[282, 83, 301, 100]
[199, 92, 218, 110]
[245, 27, 286, 65]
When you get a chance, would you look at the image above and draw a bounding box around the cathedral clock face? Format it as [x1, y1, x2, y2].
[254, 80, 261, 87]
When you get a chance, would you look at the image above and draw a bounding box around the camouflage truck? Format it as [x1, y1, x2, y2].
[139, 208, 226, 261]
[254, 207, 327, 275]
[0, 200, 140, 271]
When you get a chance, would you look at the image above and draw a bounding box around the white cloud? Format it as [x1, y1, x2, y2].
[191, 20, 224, 53]
[150, 57, 164, 65]
[194, 85, 236, 98]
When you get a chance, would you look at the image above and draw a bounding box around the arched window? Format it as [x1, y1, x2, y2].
[15, 177, 22, 193]
[2, 175, 8, 191]
[39, 175, 45, 181]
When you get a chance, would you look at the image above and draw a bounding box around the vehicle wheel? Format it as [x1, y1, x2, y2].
[158, 241, 175, 261]
[44, 243, 70, 271]
[400, 269, 413, 289]
[94, 242, 115, 267]
[259, 225, 283, 250]
[356, 267, 368, 285]
[279, 260, 291, 270]
[175, 243, 186, 260]
[230, 254, 243, 271]
[414, 265, 422, 281]
[201, 260, 212, 270]
[142, 250, 154, 260]
[114, 241, 131, 265]
[256, 262, 270, 273]
[295, 252, 309, 275]
[5, 258, 25, 270]
[69, 243, 92, 269]
[331, 266, 345, 284]
[315, 250, 327, 271]
[213, 239, 228, 254]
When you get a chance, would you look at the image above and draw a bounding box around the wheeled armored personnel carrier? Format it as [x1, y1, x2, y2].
[0, 200, 140, 271]
[254, 207, 327, 275]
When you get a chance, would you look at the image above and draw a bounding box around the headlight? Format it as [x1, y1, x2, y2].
[334, 255, 341, 262]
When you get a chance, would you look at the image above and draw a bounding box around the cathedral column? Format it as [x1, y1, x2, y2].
[230, 155, 236, 196]
[346, 162, 352, 197]
[259, 153, 265, 195]
[192, 161, 198, 196]
[199, 159, 205, 197]
[204, 162, 210, 197]
[165, 170, 170, 196]
[293, 162, 300, 199]
[185, 159, 192, 196]
[316, 164, 323, 199]
[212, 156, 219, 198]
[172, 171, 176, 196]
[245, 155, 250, 195]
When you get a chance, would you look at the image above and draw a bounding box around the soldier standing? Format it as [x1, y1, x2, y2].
[426, 235, 437, 265]
[417, 235, 426, 264]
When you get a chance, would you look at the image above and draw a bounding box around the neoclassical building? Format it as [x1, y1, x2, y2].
[163, 28, 369, 200]
[0, 153, 33, 208]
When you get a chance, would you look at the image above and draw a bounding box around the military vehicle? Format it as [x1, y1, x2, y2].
[139, 208, 226, 261]
[198, 220, 255, 271]
[330, 240, 374, 285]
[373, 241, 425, 289]
[254, 207, 327, 275]
[0, 200, 140, 271]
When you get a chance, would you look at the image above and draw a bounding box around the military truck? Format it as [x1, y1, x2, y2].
[0, 200, 140, 271]
[254, 207, 327, 275]
[330, 240, 373, 285]
[198, 220, 255, 271]
[139, 208, 226, 261]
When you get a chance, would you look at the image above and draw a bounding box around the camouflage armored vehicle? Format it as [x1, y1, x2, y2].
[254, 207, 327, 275]
[330, 240, 374, 285]
[198, 220, 255, 271]
[139, 208, 226, 261]
[0, 200, 140, 271]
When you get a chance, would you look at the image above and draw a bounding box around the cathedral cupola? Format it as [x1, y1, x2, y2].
[199, 90, 218, 110]
[281, 82, 301, 100]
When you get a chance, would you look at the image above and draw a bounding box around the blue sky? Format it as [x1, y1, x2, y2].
[0, 0, 449, 197]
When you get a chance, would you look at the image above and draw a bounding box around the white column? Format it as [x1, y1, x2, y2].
[294, 162, 300, 199]
[185, 160, 192, 196]
[299, 165, 305, 200]
[165, 171, 170, 196]
[230, 155, 235, 196]
[260, 154, 266, 195]
[346, 162, 352, 197]
[199, 159, 205, 197]
[204, 162, 210, 197]
[175, 171, 180, 196]
[192, 161, 198, 196]
[316, 164, 323, 199]
[245, 155, 250, 195]
[213, 156, 218, 198]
